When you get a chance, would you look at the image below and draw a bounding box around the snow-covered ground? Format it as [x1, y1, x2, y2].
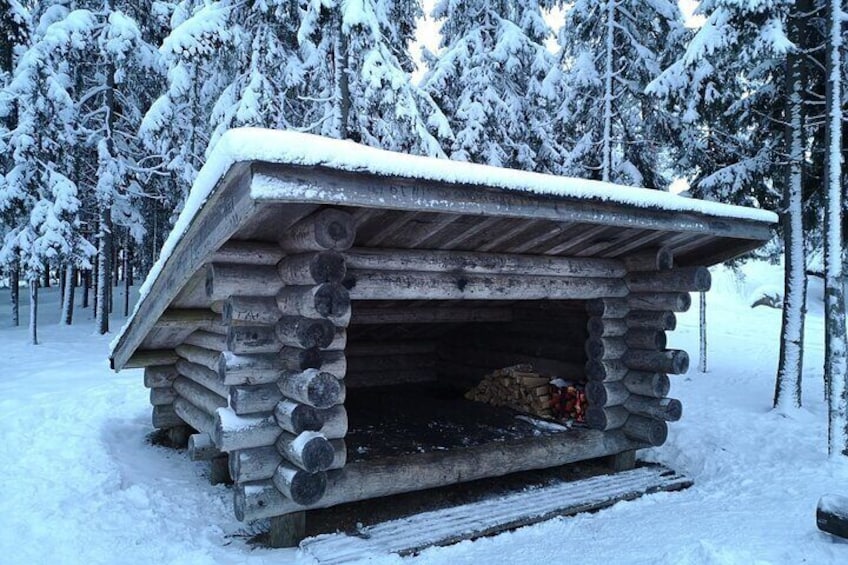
[1, 262, 847, 564]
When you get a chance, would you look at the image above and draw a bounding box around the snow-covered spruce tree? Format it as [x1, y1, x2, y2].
[648, 0, 810, 410]
[299, 0, 450, 156]
[823, 0, 846, 457]
[207, 0, 306, 146]
[0, 0, 29, 327]
[421, 0, 559, 170]
[141, 1, 232, 209]
[554, 0, 688, 188]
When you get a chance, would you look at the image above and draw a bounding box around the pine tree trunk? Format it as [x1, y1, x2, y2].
[92, 262, 98, 319]
[62, 266, 75, 326]
[42, 264, 50, 288]
[81, 269, 90, 309]
[824, 0, 847, 457]
[96, 205, 112, 335]
[10, 259, 19, 327]
[29, 279, 38, 345]
[698, 291, 707, 373]
[58, 267, 65, 311]
[123, 244, 130, 317]
[600, 0, 616, 182]
[775, 4, 807, 411]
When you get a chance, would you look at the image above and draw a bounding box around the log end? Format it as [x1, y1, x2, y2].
[316, 209, 356, 250]
[623, 416, 668, 447]
[314, 283, 351, 320]
[312, 251, 347, 283]
[299, 435, 336, 473]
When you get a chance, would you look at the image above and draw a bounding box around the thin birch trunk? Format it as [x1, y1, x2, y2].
[10, 258, 19, 327]
[824, 0, 847, 457]
[123, 244, 130, 317]
[699, 291, 707, 373]
[62, 266, 75, 326]
[601, 0, 616, 183]
[96, 205, 112, 335]
[29, 279, 38, 345]
[775, 5, 807, 410]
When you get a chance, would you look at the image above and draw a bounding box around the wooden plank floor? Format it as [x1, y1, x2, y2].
[299, 465, 692, 564]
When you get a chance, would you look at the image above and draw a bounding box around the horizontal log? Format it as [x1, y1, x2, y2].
[278, 369, 344, 409]
[351, 306, 513, 325]
[626, 311, 676, 331]
[315, 405, 348, 439]
[144, 365, 178, 388]
[343, 248, 626, 277]
[585, 359, 628, 381]
[587, 317, 628, 338]
[280, 208, 355, 252]
[623, 415, 668, 446]
[211, 241, 285, 265]
[272, 463, 328, 506]
[625, 329, 667, 350]
[585, 406, 629, 431]
[234, 429, 646, 520]
[214, 408, 281, 452]
[227, 325, 281, 355]
[623, 371, 670, 398]
[231, 384, 283, 415]
[154, 308, 220, 329]
[626, 266, 711, 293]
[126, 349, 179, 369]
[347, 354, 435, 374]
[623, 349, 689, 375]
[278, 251, 347, 285]
[184, 330, 227, 351]
[173, 377, 228, 416]
[622, 247, 673, 272]
[329, 439, 346, 470]
[585, 380, 630, 407]
[627, 293, 691, 313]
[175, 344, 221, 372]
[276, 431, 335, 473]
[224, 296, 281, 326]
[625, 396, 682, 422]
[173, 397, 216, 434]
[276, 284, 351, 324]
[817, 494, 848, 539]
[176, 359, 229, 398]
[585, 298, 629, 318]
[188, 433, 221, 461]
[219, 352, 280, 386]
[152, 404, 183, 429]
[276, 316, 336, 349]
[345, 341, 437, 356]
[229, 446, 282, 483]
[150, 387, 177, 406]
[346, 368, 437, 388]
[585, 337, 627, 361]
[206, 263, 282, 302]
[346, 270, 628, 301]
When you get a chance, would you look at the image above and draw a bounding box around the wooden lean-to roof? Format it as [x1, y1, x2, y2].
[109, 129, 776, 371]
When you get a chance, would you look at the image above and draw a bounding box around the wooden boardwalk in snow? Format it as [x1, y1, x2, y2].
[299, 464, 692, 563]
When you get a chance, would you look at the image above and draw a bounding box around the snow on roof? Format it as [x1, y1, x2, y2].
[110, 128, 777, 356]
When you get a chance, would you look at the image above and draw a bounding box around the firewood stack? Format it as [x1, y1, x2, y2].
[465, 364, 553, 418]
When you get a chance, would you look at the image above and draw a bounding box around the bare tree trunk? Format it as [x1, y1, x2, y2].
[42, 264, 49, 288]
[81, 269, 90, 309]
[825, 0, 847, 458]
[10, 258, 19, 327]
[123, 244, 130, 317]
[62, 266, 75, 326]
[775, 3, 808, 410]
[58, 266, 65, 311]
[96, 205, 112, 335]
[334, 15, 350, 140]
[29, 279, 38, 345]
[600, 0, 616, 182]
[92, 261, 98, 319]
[698, 291, 707, 373]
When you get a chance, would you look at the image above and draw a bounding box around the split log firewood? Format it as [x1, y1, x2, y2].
[272, 462, 328, 506]
[276, 431, 335, 473]
[277, 251, 347, 285]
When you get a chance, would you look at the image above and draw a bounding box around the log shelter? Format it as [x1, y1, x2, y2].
[109, 129, 776, 545]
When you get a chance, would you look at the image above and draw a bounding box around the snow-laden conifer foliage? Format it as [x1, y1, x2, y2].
[555, 0, 687, 188]
[300, 0, 450, 156]
[422, 0, 559, 171]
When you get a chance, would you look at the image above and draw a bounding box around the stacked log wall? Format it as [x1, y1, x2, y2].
[584, 248, 701, 448]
